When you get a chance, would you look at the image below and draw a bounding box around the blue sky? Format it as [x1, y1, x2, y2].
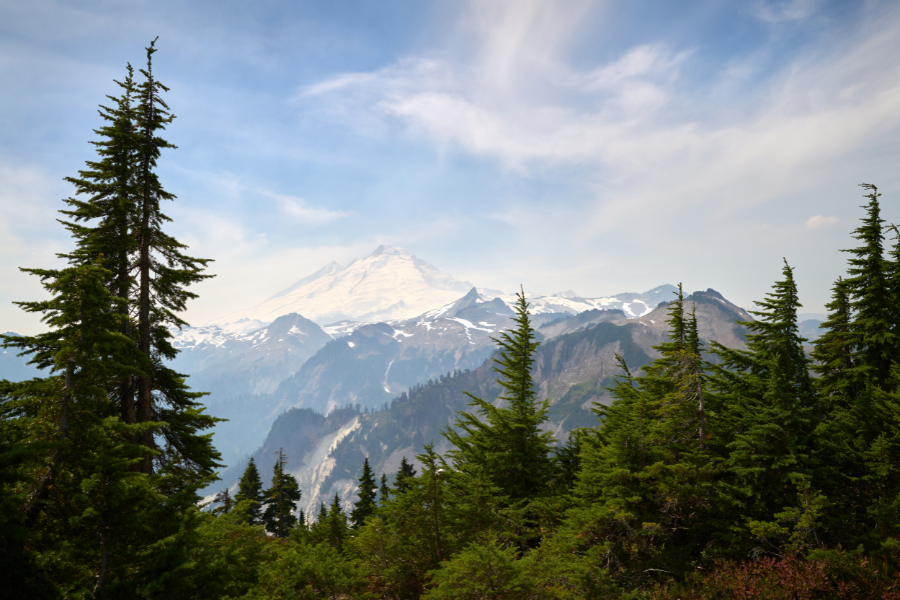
[2, 0, 900, 333]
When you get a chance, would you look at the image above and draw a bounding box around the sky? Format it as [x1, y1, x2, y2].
[2, 0, 900, 334]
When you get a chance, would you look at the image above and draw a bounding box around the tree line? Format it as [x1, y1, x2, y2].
[5, 42, 900, 599]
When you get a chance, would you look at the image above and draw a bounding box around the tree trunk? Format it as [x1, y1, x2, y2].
[118, 198, 136, 426]
[93, 533, 109, 596]
[137, 68, 154, 474]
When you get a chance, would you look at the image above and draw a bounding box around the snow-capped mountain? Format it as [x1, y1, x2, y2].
[207, 245, 474, 327]
[496, 284, 678, 319]
[169, 313, 332, 398]
[269, 287, 517, 415]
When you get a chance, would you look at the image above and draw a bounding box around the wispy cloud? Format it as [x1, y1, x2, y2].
[297, 0, 900, 225]
[806, 215, 840, 229]
[275, 194, 351, 225]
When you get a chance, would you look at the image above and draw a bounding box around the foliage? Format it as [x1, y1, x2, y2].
[443, 287, 555, 502]
[262, 449, 302, 538]
[243, 540, 369, 600]
[422, 539, 533, 600]
[350, 457, 377, 529]
[236, 457, 266, 527]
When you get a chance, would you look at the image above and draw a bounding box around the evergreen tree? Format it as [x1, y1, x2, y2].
[42, 40, 219, 478]
[443, 287, 554, 501]
[350, 445, 453, 598]
[840, 184, 895, 390]
[379, 473, 391, 506]
[810, 186, 900, 549]
[212, 488, 234, 516]
[262, 449, 302, 538]
[350, 457, 377, 529]
[235, 457, 265, 526]
[2, 261, 150, 528]
[0, 261, 195, 595]
[130, 40, 218, 474]
[56, 64, 140, 426]
[326, 493, 348, 551]
[811, 278, 855, 413]
[395, 456, 416, 494]
[308, 502, 329, 546]
[547, 286, 716, 583]
[708, 260, 817, 547]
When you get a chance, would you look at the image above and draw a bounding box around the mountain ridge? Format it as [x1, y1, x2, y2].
[207, 245, 475, 327]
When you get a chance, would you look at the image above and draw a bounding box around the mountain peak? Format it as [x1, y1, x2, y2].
[208, 247, 474, 327]
[369, 245, 404, 257]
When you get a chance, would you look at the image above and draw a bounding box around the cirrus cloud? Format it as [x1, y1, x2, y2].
[806, 215, 840, 229]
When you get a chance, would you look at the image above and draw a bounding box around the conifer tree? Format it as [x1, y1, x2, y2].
[263, 449, 302, 538]
[811, 278, 855, 413]
[235, 457, 266, 526]
[326, 493, 348, 551]
[0, 261, 181, 594]
[708, 260, 817, 543]
[443, 287, 554, 501]
[131, 40, 217, 474]
[551, 286, 716, 581]
[212, 488, 234, 516]
[840, 184, 895, 390]
[56, 65, 141, 426]
[379, 473, 391, 506]
[395, 456, 416, 494]
[810, 186, 900, 548]
[308, 502, 330, 546]
[350, 457, 378, 529]
[22, 40, 219, 478]
[2, 261, 151, 527]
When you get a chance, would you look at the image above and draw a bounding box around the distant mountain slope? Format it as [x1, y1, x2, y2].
[0, 332, 44, 381]
[514, 284, 679, 319]
[265, 285, 687, 416]
[170, 313, 332, 397]
[270, 288, 516, 415]
[799, 319, 825, 342]
[212, 288, 751, 515]
[207, 245, 475, 326]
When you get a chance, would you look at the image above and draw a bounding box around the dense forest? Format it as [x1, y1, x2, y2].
[5, 43, 900, 599]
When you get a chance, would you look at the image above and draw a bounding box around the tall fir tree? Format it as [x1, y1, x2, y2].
[810, 185, 900, 549]
[707, 259, 817, 548]
[811, 278, 855, 413]
[395, 456, 416, 494]
[325, 493, 348, 551]
[350, 457, 378, 529]
[443, 287, 554, 501]
[262, 449, 302, 538]
[379, 473, 391, 506]
[235, 457, 266, 526]
[0, 261, 180, 594]
[548, 286, 716, 583]
[212, 488, 234, 516]
[25, 40, 219, 478]
[126, 39, 218, 474]
[56, 64, 141, 426]
[839, 184, 895, 391]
